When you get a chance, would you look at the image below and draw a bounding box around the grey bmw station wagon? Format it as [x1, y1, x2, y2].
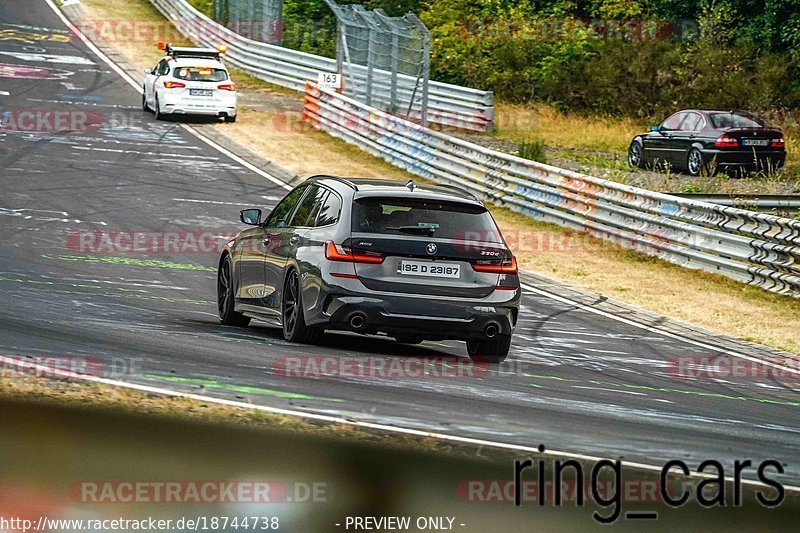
[217, 176, 520, 363]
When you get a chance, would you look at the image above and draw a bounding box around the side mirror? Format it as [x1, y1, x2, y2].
[650, 125, 661, 131]
[144, 68, 152, 75]
[240, 208, 262, 226]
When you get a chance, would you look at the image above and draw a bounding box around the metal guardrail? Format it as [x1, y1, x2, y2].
[148, 0, 494, 131]
[673, 194, 800, 213]
[303, 83, 800, 298]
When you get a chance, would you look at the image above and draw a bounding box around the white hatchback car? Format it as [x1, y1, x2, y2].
[142, 44, 237, 122]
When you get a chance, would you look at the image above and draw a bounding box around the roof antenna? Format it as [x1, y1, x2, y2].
[406, 179, 415, 191]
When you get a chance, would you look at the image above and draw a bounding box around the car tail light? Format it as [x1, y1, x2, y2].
[715, 135, 739, 148]
[218, 84, 236, 92]
[163, 81, 186, 89]
[772, 137, 785, 148]
[324, 241, 384, 264]
[472, 256, 518, 274]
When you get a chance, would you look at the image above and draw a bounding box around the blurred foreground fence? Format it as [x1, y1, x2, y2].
[149, 0, 494, 131]
[302, 83, 800, 298]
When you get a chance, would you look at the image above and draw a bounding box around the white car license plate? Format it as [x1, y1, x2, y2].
[189, 89, 213, 97]
[742, 139, 768, 146]
[397, 260, 460, 279]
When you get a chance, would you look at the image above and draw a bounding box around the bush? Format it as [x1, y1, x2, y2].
[419, 0, 800, 120]
[517, 138, 547, 163]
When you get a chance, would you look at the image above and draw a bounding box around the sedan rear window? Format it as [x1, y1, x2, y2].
[173, 67, 228, 82]
[709, 112, 766, 129]
[352, 197, 502, 242]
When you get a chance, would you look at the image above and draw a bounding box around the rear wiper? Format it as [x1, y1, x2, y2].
[386, 225, 436, 236]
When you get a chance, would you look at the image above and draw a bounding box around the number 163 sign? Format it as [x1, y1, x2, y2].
[317, 72, 342, 89]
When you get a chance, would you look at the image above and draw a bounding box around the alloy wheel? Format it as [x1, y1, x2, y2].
[688, 150, 702, 175]
[283, 270, 299, 337]
[628, 143, 642, 168]
[217, 259, 231, 317]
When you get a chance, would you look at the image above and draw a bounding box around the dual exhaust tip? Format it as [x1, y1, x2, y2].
[348, 313, 500, 339]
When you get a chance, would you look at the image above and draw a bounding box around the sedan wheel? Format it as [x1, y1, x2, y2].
[217, 255, 250, 326]
[282, 270, 321, 344]
[628, 141, 643, 168]
[141, 88, 149, 112]
[687, 148, 705, 176]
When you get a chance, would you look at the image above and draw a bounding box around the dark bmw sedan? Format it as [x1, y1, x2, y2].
[628, 110, 786, 176]
[217, 176, 520, 363]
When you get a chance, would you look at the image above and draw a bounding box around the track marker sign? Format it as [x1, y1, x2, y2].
[317, 72, 342, 89]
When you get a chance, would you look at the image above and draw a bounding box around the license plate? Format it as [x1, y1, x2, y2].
[189, 89, 213, 97]
[742, 139, 768, 146]
[397, 260, 460, 279]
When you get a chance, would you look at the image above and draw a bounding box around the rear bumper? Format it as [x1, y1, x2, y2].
[306, 275, 520, 341]
[321, 296, 518, 340]
[701, 149, 785, 169]
[161, 105, 236, 117]
[161, 93, 237, 117]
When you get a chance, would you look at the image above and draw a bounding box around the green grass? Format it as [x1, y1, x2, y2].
[517, 138, 547, 163]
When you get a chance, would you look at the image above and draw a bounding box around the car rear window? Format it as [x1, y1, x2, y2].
[709, 112, 765, 129]
[352, 197, 502, 242]
[173, 67, 228, 82]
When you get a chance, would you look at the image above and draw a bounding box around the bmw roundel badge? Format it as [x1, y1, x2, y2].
[426, 243, 437, 255]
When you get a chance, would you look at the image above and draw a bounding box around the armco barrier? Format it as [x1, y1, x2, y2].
[303, 82, 800, 298]
[148, 0, 494, 131]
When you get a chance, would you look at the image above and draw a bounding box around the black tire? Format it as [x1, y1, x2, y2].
[467, 336, 511, 364]
[224, 114, 237, 123]
[394, 335, 423, 345]
[154, 95, 165, 120]
[628, 140, 644, 168]
[141, 89, 149, 112]
[687, 148, 709, 176]
[217, 255, 250, 327]
[282, 269, 322, 344]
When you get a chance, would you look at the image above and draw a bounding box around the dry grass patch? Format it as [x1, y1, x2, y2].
[493, 103, 642, 153]
[494, 103, 800, 180]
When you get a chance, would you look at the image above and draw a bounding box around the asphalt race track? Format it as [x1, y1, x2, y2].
[1, 0, 798, 488]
